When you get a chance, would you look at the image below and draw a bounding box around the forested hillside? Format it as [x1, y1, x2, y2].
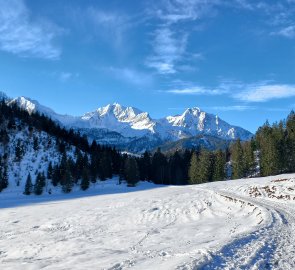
[0, 97, 294, 196]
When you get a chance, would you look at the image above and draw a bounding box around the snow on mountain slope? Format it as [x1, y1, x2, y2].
[1, 174, 295, 269]
[9, 96, 252, 141]
[0, 126, 75, 195]
[79, 103, 156, 137]
[8, 97, 79, 126]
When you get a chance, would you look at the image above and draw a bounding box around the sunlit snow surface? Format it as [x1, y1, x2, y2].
[1, 175, 295, 270]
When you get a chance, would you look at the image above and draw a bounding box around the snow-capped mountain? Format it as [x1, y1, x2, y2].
[7, 96, 253, 152]
[8, 96, 79, 126]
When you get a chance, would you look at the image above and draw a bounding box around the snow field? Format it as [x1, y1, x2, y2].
[1, 174, 295, 269]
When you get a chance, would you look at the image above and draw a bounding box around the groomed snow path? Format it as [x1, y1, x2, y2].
[1, 175, 295, 270]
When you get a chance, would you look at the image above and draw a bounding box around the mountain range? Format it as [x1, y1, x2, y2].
[5, 94, 253, 152]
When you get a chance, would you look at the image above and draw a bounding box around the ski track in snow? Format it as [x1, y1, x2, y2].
[1, 175, 295, 269]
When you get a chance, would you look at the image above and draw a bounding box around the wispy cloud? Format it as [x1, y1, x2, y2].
[272, 25, 295, 38]
[166, 86, 227, 95]
[145, 0, 212, 74]
[234, 83, 295, 102]
[0, 0, 62, 59]
[106, 67, 153, 86]
[208, 105, 255, 111]
[59, 72, 79, 82]
[146, 27, 188, 74]
[86, 8, 131, 48]
[146, 0, 295, 74]
[164, 79, 295, 103]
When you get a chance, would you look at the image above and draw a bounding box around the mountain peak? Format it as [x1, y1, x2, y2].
[10, 95, 253, 151]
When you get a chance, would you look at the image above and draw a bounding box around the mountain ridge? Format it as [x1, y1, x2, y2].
[5, 94, 253, 152]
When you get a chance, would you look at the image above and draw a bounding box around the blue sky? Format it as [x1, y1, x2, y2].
[0, 0, 295, 133]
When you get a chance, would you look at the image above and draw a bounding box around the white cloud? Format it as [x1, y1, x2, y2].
[273, 25, 295, 38]
[164, 80, 295, 103]
[167, 86, 227, 95]
[234, 84, 295, 102]
[107, 67, 153, 86]
[86, 8, 133, 48]
[145, 0, 214, 74]
[146, 27, 188, 74]
[0, 0, 61, 59]
[60, 72, 72, 82]
[208, 105, 255, 111]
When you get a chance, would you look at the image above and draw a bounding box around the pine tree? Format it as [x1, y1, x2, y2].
[151, 148, 167, 185]
[80, 168, 90, 191]
[47, 162, 53, 179]
[213, 150, 226, 181]
[34, 173, 44, 195]
[168, 151, 184, 185]
[24, 173, 33, 195]
[124, 157, 139, 187]
[61, 163, 73, 193]
[188, 152, 200, 184]
[243, 140, 256, 177]
[15, 139, 24, 162]
[0, 165, 8, 192]
[198, 149, 213, 182]
[98, 153, 112, 181]
[286, 111, 295, 172]
[231, 139, 245, 179]
[51, 165, 60, 186]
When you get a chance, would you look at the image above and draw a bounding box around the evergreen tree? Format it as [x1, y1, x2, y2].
[34, 173, 44, 195]
[213, 150, 226, 181]
[198, 149, 213, 182]
[0, 165, 8, 192]
[151, 148, 167, 185]
[61, 162, 73, 193]
[256, 123, 280, 176]
[138, 151, 152, 181]
[168, 151, 184, 185]
[231, 139, 245, 179]
[47, 162, 53, 179]
[24, 173, 33, 195]
[51, 165, 60, 186]
[286, 111, 295, 172]
[188, 152, 200, 184]
[243, 140, 256, 177]
[124, 157, 139, 187]
[98, 153, 112, 181]
[15, 139, 24, 161]
[80, 168, 90, 190]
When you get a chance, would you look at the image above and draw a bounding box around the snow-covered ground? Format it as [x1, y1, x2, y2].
[1, 175, 295, 269]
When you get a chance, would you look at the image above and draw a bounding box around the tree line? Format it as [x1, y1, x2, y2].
[0, 97, 295, 195]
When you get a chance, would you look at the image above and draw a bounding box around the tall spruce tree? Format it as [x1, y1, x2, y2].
[198, 149, 213, 182]
[231, 139, 245, 179]
[0, 165, 9, 192]
[34, 173, 44, 195]
[80, 168, 90, 190]
[151, 148, 167, 185]
[124, 157, 139, 187]
[24, 173, 33, 195]
[188, 152, 200, 184]
[213, 150, 226, 181]
[286, 111, 295, 172]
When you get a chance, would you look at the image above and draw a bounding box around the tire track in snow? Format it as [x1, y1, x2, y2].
[197, 191, 295, 270]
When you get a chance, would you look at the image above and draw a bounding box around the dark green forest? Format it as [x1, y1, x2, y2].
[0, 98, 294, 195]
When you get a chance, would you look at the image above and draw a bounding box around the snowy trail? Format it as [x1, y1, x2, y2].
[198, 190, 295, 270]
[1, 175, 295, 269]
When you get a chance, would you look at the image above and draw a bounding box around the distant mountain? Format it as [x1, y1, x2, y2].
[7, 96, 253, 153]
